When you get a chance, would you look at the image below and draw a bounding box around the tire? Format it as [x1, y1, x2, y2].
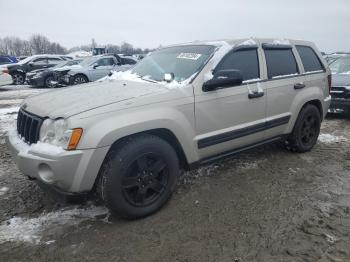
[73, 74, 88, 85]
[44, 75, 54, 88]
[98, 134, 179, 219]
[286, 104, 321, 153]
[12, 72, 25, 85]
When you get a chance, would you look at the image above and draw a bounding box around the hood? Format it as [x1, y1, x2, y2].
[23, 79, 170, 118]
[332, 73, 350, 87]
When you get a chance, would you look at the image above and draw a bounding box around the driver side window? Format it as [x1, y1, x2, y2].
[215, 49, 260, 81]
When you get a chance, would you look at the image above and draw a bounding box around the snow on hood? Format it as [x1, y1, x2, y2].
[99, 70, 195, 89]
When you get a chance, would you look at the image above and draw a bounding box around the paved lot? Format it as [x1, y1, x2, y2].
[0, 85, 350, 262]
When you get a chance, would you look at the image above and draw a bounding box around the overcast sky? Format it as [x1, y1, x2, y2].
[0, 0, 349, 52]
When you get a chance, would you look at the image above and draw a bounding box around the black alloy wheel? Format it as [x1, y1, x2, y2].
[122, 153, 169, 207]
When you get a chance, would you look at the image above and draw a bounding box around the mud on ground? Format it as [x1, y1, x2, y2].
[0, 86, 350, 262]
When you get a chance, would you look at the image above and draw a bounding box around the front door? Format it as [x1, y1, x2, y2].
[194, 47, 267, 160]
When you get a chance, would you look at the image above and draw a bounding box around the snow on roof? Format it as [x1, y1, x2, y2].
[67, 50, 93, 58]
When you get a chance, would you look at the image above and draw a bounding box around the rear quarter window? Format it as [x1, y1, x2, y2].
[296, 45, 324, 73]
[264, 48, 299, 79]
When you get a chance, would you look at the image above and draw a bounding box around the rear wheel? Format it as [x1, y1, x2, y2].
[286, 104, 321, 152]
[73, 74, 88, 85]
[98, 134, 179, 219]
[12, 72, 25, 85]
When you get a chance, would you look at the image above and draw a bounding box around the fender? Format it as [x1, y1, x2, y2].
[286, 85, 324, 133]
[73, 105, 199, 164]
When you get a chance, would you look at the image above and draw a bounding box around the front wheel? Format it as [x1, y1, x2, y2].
[98, 134, 179, 219]
[286, 104, 321, 152]
[73, 74, 88, 85]
[44, 75, 55, 88]
[12, 72, 25, 85]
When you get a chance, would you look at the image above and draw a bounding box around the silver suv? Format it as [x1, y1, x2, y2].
[7, 38, 331, 219]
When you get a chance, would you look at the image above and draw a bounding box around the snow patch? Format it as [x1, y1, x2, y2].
[318, 133, 347, 143]
[0, 205, 109, 244]
[98, 70, 148, 83]
[271, 39, 291, 45]
[30, 142, 65, 156]
[203, 42, 234, 81]
[238, 39, 256, 46]
[0, 187, 9, 196]
[7, 129, 64, 156]
[0, 106, 19, 115]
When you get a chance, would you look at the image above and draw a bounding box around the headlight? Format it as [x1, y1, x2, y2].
[39, 118, 83, 150]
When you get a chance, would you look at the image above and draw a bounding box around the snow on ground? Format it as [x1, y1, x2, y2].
[318, 133, 348, 143]
[0, 187, 9, 196]
[0, 106, 19, 142]
[0, 205, 109, 244]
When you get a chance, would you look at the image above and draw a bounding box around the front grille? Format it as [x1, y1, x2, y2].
[331, 86, 350, 99]
[17, 109, 43, 144]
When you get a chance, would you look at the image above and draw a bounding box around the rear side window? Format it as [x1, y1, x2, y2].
[264, 49, 298, 79]
[296, 46, 324, 72]
[215, 49, 260, 81]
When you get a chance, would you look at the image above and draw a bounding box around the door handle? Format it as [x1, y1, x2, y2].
[248, 91, 264, 99]
[294, 83, 305, 89]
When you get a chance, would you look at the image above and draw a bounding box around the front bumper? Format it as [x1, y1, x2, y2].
[6, 131, 109, 194]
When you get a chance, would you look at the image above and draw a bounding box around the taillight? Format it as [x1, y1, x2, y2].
[327, 74, 332, 93]
[2, 68, 9, 74]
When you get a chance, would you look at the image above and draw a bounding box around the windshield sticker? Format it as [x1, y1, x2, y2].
[177, 53, 202, 60]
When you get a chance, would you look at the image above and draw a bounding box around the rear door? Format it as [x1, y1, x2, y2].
[194, 45, 267, 160]
[261, 44, 303, 139]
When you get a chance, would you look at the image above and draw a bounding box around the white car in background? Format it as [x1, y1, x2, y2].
[0, 68, 13, 86]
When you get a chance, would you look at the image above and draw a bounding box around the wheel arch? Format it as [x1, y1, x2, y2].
[108, 128, 189, 170]
[73, 73, 90, 82]
[91, 128, 190, 193]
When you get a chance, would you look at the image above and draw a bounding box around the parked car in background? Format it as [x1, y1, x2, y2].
[7, 38, 331, 219]
[0, 55, 18, 65]
[60, 55, 134, 85]
[17, 56, 28, 61]
[3, 55, 69, 85]
[325, 52, 350, 65]
[0, 68, 13, 86]
[26, 59, 83, 88]
[329, 55, 350, 113]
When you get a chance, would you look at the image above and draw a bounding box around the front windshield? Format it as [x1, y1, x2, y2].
[131, 45, 216, 82]
[329, 56, 350, 74]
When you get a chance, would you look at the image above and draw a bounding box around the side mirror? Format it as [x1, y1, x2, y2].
[93, 63, 99, 69]
[28, 62, 34, 67]
[203, 69, 243, 92]
[116, 62, 122, 66]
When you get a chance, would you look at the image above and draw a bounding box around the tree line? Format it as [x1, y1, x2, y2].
[0, 34, 153, 57]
